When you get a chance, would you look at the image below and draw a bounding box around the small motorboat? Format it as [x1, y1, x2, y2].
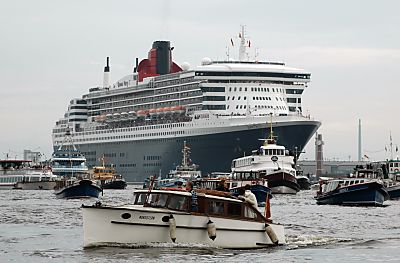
[54, 177, 103, 199]
[315, 178, 389, 206]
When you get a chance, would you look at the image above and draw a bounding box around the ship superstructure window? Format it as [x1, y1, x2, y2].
[201, 87, 225, 92]
[203, 96, 225, 101]
[203, 105, 226, 110]
[286, 89, 304, 94]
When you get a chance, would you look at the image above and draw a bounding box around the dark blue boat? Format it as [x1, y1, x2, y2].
[315, 178, 389, 206]
[230, 184, 272, 206]
[54, 179, 103, 199]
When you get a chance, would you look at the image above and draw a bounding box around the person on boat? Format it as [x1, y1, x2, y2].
[186, 181, 198, 212]
[237, 187, 257, 218]
[244, 184, 257, 208]
[215, 179, 229, 192]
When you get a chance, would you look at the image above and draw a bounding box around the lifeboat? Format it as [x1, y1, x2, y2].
[128, 111, 137, 119]
[156, 108, 164, 115]
[162, 107, 172, 115]
[105, 113, 113, 122]
[120, 112, 128, 120]
[94, 115, 106, 122]
[149, 109, 157, 116]
[113, 113, 120, 119]
[137, 110, 147, 119]
[171, 105, 185, 115]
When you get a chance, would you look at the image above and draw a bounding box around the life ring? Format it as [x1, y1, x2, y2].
[394, 168, 399, 172]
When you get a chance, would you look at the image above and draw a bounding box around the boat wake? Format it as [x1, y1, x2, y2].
[285, 234, 353, 249]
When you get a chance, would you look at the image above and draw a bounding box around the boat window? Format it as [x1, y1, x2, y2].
[148, 193, 168, 207]
[350, 181, 354, 185]
[345, 181, 349, 186]
[167, 195, 188, 211]
[133, 193, 147, 205]
[355, 180, 359, 184]
[227, 202, 241, 217]
[208, 200, 225, 215]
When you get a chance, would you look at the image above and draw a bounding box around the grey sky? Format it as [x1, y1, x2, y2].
[0, 0, 399, 161]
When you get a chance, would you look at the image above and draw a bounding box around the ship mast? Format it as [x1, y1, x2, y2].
[239, 25, 246, 61]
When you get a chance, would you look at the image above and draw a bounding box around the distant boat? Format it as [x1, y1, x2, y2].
[91, 156, 127, 189]
[315, 178, 389, 206]
[52, 131, 102, 199]
[13, 167, 59, 190]
[0, 159, 59, 190]
[54, 178, 102, 199]
[167, 141, 202, 180]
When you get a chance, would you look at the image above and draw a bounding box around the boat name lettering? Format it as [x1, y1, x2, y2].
[139, 215, 155, 220]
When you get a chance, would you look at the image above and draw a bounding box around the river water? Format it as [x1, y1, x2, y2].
[1, 186, 399, 263]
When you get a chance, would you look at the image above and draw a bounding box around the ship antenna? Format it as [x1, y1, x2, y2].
[239, 25, 246, 61]
[266, 113, 276, 146]
[390, 132, 393, 160]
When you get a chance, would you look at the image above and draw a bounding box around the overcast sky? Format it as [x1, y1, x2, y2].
[1, 0, 399, 162]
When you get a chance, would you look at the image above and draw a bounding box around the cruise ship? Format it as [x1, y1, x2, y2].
[52, 28, 321, 182]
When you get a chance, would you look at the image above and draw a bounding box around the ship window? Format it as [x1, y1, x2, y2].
[245, 88, 247, 91]
[234, 87, 237, 92]
[239, 87, 242, 91]
[251, 88, 254, 91]
[244, 97, 246, 100]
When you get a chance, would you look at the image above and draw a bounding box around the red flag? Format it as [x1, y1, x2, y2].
[230, 38, 234, 46]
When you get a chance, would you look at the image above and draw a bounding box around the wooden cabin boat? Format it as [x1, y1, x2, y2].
[82, 189, 285, 248]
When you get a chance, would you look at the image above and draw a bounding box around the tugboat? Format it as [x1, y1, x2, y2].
[52, 131, 102, 199]
[231, 118, 300, 194]
[91, 156, 127, 189]
[82, 188, 285, 248]
[143, 141, 201, 189]
[167, 141, 202, 180]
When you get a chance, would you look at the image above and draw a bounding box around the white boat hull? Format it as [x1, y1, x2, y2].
[82, 205, 285, 249]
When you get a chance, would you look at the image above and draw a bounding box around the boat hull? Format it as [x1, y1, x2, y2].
[82, 205, 285, 249]
[71, 120, 319, 182]
[263, 171, 300, 194]
[54, 180, 102, 199]
[296, 177, 311, 190]
[101, 180, 127, 190]
[13, 181, 57, 190]
[386, 184, 400, 199]
[315, 182, 389, 206]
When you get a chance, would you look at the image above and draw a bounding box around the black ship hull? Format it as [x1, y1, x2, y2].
[68, 121, 319, 182]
